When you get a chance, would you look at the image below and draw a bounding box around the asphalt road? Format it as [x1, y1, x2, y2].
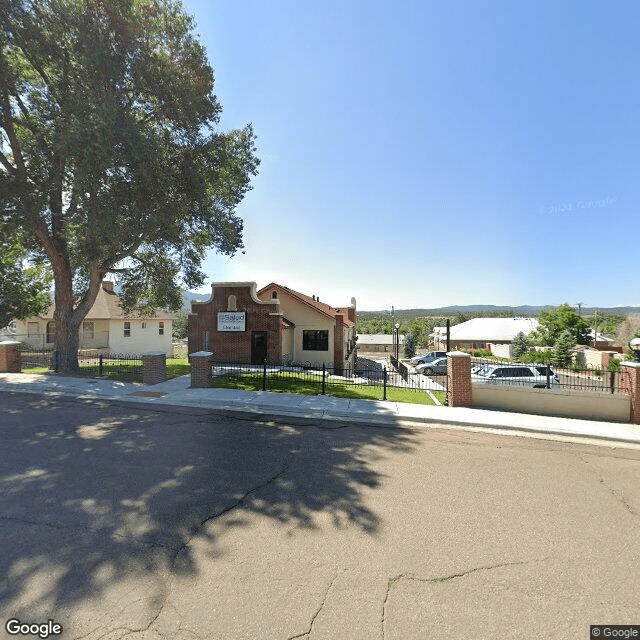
[1, 391, 640, 640]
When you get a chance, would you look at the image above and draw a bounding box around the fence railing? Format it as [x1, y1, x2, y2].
[470, 357, 626, 394]
[207, 355, 445, 400]
[18, 346, 144, 381]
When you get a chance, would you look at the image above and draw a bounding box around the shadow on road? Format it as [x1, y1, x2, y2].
[0, 391, 418, 626]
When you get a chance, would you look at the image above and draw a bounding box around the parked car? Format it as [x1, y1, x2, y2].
[471, 364, 559, 388]
[416, 357, 448, 375]
[411, 351, 447, 365]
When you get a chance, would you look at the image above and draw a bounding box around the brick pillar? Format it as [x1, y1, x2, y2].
[601, 351, 618, 372]
[447, 351, 472, 407]
[142, 352, 166, 385]
[620, 361, 640, 424]
[0, 341, 22, 373]
[334, 314, 344, 376]
[190, 351, 213, 388]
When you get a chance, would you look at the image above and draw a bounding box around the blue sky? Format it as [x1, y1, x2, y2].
[181, 0, 640, 311]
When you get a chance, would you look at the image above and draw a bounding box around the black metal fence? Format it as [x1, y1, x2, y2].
[209, 355, 446, 401]
[19, 346, 143, 381]
[470, 357, 626, 394]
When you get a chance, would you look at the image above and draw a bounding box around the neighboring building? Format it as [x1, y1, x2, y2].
[11, 281, 176, 355]
[431, 317, 539, 351]
[357, 334, 405, 353]
[187, 282, 357, 372]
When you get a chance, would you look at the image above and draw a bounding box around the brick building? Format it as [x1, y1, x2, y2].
[187, 282, 357, 372]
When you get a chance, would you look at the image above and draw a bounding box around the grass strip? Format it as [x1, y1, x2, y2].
[213, 372, 443, 405]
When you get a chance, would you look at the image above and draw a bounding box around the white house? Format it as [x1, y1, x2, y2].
[9, 281, 177, 355]
[431, 317, 539, 351]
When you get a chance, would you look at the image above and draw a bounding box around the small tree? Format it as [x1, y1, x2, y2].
[403, 333, 417, 359]
[552, 330, 575, 367]
[532, 304, 590, 347]
[511, 331, 532, 360]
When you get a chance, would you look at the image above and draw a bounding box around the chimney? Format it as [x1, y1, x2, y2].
[102, 281, 114, 292]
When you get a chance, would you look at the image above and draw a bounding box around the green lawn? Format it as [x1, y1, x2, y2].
[22, 357, 190, 382]
[214, 372, 445, 405]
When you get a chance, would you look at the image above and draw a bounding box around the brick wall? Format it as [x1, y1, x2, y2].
[0, 341, 21, 373]
[447, 352, 472, 407]
[188, 284, 282, 364]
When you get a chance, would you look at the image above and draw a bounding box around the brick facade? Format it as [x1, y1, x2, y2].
[620, 361, 640, 424]
[188, 283, 282, 364]
[0, 341, 21, 373]
[334, 313, 344, 375]
[447, 351, 472, 407]
[142, 353, 166, 385]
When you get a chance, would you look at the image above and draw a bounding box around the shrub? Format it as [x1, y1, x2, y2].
[608, 358, 621, 372]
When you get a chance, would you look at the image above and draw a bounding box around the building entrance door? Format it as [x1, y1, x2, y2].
[251, 331, 268, 364]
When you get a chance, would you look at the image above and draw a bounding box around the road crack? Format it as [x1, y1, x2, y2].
[577, 454, 639, 519]
[287, 569, 340, 640]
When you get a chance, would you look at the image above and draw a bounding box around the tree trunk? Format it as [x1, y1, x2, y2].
[53, 304, 81, 371]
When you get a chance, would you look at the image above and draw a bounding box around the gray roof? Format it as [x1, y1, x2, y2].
[433, 317, 539, 342]
[357, 334, 405, 345]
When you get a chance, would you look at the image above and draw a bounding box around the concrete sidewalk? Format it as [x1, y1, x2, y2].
[1, 371, 640, 447]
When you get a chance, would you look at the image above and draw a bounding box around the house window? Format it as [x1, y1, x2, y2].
[141, 322, 147, 329]
[159, 321, 164, 335]
[124, 321, 131, 337]
[27, 322, 39, 337]
[46, 321, 55, 344]
[83, 321, 94, 340]
[303, 330, 329, 351]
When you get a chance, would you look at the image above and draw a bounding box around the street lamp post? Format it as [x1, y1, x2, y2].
[395, 323, 400, 362]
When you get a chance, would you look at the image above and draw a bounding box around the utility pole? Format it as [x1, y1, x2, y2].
[575, 302, 584, 315]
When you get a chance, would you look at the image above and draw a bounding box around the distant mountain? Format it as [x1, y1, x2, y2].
[182, 290, 210, 310]
[358, 304, 640, 319]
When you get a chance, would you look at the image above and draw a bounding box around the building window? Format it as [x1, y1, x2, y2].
[46, 321, 55, 344]
[83, 321, 94, 340]
[124, 321, 131, 337]
[27, 322, 39, 337]
[141, 322, 147, 329]
[159, 321, 164, 335]
[303, 330, 329, 351]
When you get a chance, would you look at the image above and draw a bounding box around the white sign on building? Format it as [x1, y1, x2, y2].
[217, 312, 246, 332]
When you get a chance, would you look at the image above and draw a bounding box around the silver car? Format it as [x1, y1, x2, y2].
[416, 357, 448, 375]
[471, 364, 559, 388]
[411, 351, 447, 365]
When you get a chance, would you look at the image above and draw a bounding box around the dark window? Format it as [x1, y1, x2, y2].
[303, 330, 329, 351]
[124, 321, 130, 338]
[46, 321, 55, 344]
[159, 321, 164, 335]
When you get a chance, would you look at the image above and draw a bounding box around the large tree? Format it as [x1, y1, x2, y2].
[530, 304, 590, 347]
[0, 224, 51, 328]
[0, 0, 259, 370]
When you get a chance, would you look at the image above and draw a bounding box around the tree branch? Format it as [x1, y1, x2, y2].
[0, 149, 15, 174]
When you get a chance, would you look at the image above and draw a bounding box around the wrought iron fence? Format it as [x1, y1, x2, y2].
[18, 345, 143, 381]
[208, 355, 445, 401]
[470, 357, 626, 394]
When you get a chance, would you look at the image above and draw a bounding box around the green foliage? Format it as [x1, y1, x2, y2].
[403, 332, 418, 358]
[172, 310, 189, 340]
[587, 312, 626, 336]
[1, 0, 259, 367]
[608, 358, 621, 373]
[518, 349, 553, 364]
[511, 331, 532, 359]
[531, 304, 590, 347]
[552, 330, 575, 367]
[0, 225, 51, 327]
[627, 329, 640, 359]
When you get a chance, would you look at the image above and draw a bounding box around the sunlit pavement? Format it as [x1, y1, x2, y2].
[1, 391, 640, 639]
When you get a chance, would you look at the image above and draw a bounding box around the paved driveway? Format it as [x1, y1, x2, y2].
[1, 391, 640, 639]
